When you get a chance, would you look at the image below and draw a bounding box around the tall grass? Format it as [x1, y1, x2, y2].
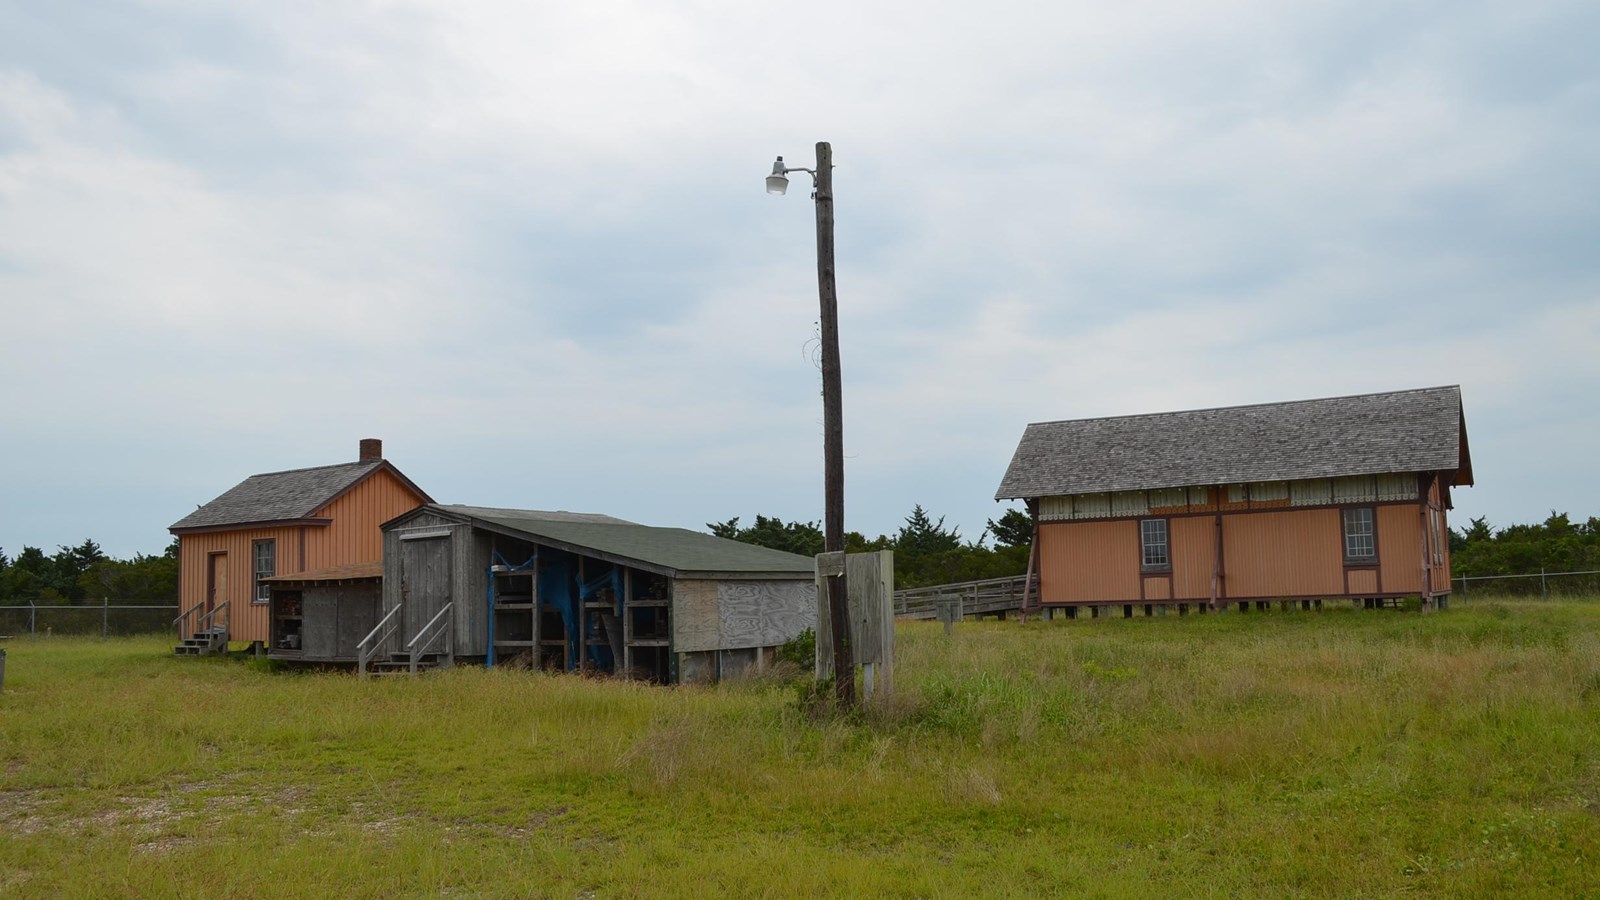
[3, 599, 1599, 897]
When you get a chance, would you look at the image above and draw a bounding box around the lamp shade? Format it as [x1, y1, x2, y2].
[766, 157, 789, 194]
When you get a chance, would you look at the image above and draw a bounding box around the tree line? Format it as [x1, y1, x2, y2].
[1450, 512, 1600, 578]
[709, 505, 1035, 590]
[0, 539, 179, 604]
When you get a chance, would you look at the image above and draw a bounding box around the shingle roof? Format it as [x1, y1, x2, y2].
[171, 461, 386, 531]
[410, 504, 816, 577]
[996, 385, 1470, 500]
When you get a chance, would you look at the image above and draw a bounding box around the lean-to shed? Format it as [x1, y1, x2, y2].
[996, 386, 1473, 611]
[375, 504, 817, 682]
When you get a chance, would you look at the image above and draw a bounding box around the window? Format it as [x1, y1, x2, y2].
[1140, 519, 1169, 571]
[1342, 508, 1376, 562]
[1431, 509, 1444, 566]
[253, 540, 276, 604]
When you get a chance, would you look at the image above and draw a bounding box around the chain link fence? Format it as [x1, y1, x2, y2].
[1453, 569, 1600, 599]
[0, 601, 180, 639]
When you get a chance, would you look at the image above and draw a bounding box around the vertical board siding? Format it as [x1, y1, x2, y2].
[178, 525, 302, 643]
[1039, 521, 1140, 602]
[1222, 509, 1344, 598]
[305, 470, 426, 571]
[1169, 516, 1216, 599]
[1143, 576, 1172, 601]
[1376, 504, 1423, 593]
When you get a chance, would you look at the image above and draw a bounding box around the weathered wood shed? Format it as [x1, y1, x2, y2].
[374, 504, 817, 682]
[996, 386, 1473, 611]
[261, 563, 382, 662]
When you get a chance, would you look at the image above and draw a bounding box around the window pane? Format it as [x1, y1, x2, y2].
[1140, 519, 1169, 568]
[1343, 508, 1375, 560]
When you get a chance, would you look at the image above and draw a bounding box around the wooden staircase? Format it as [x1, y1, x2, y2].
[173, 627, 227, 657]
[364, 650, 449, 675]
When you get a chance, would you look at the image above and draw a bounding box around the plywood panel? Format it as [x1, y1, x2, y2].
[672, 579, 721, 653]
[1377, 505, 1423, 593]
[1222, 509, 1344, 597]
[721, 581, 816, 651]
[1039, 521, 1140, 603]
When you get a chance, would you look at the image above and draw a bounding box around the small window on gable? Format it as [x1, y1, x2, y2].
[1140, 519, 1170, 571]
[1342, 508, 1376, 563]
[253, 540, 276, 605]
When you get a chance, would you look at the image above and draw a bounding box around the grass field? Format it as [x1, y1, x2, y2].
[3, 599, 1600, 898]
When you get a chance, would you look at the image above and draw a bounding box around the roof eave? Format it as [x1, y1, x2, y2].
[170, 517, 334, 536]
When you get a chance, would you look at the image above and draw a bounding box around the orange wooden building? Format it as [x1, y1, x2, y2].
[996, 386, 1473, 612]
[168, 439, 431, 652]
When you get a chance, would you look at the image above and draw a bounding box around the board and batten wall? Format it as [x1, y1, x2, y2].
[1036, 472, 1450, 604]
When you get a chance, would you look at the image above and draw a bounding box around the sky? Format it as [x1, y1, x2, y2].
[1, 0, 1597, 559]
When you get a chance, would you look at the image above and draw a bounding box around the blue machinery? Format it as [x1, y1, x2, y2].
[487, 551, 625, 671]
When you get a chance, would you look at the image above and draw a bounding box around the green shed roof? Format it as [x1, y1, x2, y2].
[396, 504, 816, 578]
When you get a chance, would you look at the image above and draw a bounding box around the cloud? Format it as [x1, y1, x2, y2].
[0, 0, 1597, 556]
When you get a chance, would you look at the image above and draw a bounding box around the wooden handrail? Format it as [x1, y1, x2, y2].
[357, 605, 402, 676]
[173, 599, 206, 641]
[406, 602, 454, 674]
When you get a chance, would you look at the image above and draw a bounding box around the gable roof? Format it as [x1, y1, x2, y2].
[170, 460, 431, 532]
[996, 385, 1472, 501]
[387, 504, 816, 579]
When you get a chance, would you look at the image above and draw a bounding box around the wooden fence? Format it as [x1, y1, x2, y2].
[893, 574, 1034, 620]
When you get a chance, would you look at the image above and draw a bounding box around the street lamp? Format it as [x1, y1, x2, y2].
[766, 142, 853, 708]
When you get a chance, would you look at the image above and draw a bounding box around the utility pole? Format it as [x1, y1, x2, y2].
[767, 142, 854, 708]
[813, 142, 854, 708]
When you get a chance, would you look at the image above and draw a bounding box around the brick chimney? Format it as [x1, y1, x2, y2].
[359, 438, 383, 462]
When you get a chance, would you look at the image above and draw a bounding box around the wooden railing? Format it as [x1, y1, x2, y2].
[406, 602, 454, 673]
[173, 599, 206, 642]
[357, 605, 401, 676]
[894, 574, 1034, 620]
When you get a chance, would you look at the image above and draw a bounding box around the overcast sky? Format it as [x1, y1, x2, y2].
[2, 0, 1597, 559]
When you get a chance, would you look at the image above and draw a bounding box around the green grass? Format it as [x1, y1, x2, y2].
[3, 599, 1600, 898]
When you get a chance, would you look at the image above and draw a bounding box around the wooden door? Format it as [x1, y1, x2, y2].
[206, 553, 228, 617]
[400, 537, 451, 647]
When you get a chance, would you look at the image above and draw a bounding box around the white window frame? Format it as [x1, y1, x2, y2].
[1140, 519, 1170, 571]
[253, 539, 276, 605]
[1342, 508, 1376, 563]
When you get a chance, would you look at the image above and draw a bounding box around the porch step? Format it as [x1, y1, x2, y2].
[173, 628, 228, 657]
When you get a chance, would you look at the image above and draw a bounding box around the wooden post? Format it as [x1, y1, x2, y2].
[814, 141, 853, 708]
[1418, 475, 1434, 613]
[1210, 506, 1225, 611]
[1022, 499, 1041, 622]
